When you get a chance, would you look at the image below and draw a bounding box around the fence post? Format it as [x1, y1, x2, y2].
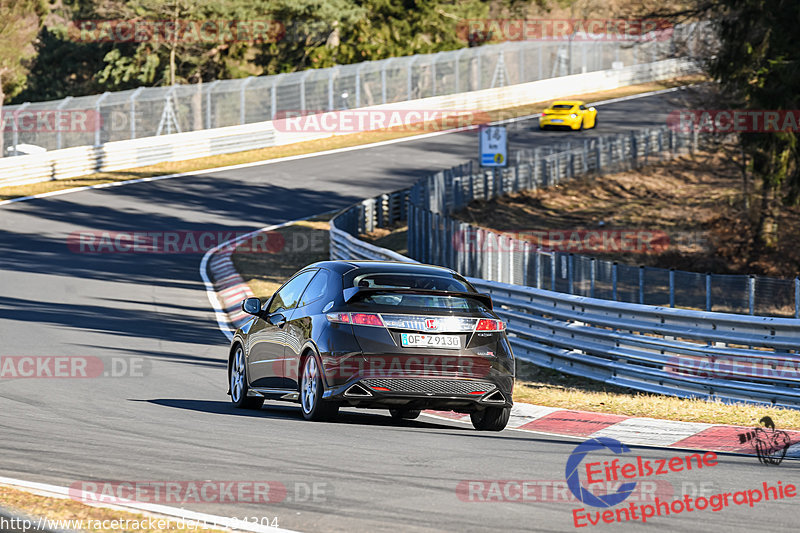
[590, 258, 596, 298]
[748, 275, 755, 315]
[56, 96, 73, 148]
[522, 241, 531, 286]
[612, 262, 618, 301]
[706, 273, 712, 312]
[639, 266, 645, 304]
[536, 250, 543, 289]
[94, 92, 110, 146]
[568, 253, 574, 294]
[669, 269, 675, 308]
[240, 76, 254, 124]
[796, 277, 800, 319]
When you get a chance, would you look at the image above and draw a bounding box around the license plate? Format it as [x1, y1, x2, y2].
[551, 119, 563, 123]
[400, 333, 461, 349]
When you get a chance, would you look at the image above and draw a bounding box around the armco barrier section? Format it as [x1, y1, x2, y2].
[329, 154, 800, 410]
[0, 58, 695, 188]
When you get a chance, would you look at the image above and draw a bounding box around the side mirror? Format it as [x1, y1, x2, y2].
[242, 297, 262, 316]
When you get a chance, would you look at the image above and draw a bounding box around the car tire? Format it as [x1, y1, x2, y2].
[300, 354, 339, 421]
[389, 408, 422, 420]
[470, 406, 511, 431]
[230, 345, 264, 410]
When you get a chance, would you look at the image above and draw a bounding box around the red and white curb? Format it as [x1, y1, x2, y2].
[425, 403, 800, 456]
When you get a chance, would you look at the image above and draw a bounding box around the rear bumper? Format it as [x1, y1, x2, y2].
[323, 375, 514, 411]
[540, 116, 581, 129]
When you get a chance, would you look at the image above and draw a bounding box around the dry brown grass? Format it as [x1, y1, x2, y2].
[0, 75, 704, 202]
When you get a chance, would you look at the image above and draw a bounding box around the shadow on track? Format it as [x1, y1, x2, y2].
[138, 398, 467, 430]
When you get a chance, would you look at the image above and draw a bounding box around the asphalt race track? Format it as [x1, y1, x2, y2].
[1, 88, 797, 532]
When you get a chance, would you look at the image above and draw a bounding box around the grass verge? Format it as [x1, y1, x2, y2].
[231, 218, 800, 430]
[0, 75, 704, 202]
[0, 485, 228, 533]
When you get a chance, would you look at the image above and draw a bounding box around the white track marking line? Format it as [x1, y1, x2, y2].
[0, 476, 299, 533]
[0, 84, 693, 209]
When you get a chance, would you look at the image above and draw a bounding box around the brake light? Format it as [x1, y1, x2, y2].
[326, 313, 351, 323]
[351, 313, 384, 326]
[476, 319, 505, 331]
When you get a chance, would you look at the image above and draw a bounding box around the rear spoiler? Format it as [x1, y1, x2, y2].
[343, 287, 493, 310]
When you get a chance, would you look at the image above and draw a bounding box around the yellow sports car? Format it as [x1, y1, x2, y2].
[539, 100, 597, 130]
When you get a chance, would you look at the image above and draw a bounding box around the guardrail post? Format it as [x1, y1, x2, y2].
[748, 275, 755, 315]
[706, 273, 712, 312]
[669, 269, 675, 308]
[612, 262, 618, 301]
[795, 277, 800, 319]
[550, 253, 556, 291]
[590, 258, 596, 298]
[639, 266, 645, 304]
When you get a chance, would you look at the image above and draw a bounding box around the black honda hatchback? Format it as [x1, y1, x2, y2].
[227, 260, 514, 431]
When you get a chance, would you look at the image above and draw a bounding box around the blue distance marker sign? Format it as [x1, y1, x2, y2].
[479, 125, 508, 167]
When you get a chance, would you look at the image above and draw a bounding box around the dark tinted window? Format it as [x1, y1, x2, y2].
[579, 105, 587, 110]
[299, 269, 330, 307]
[347, 271, 473, 292]
[268, 270, 317, 313]
[358, 293, 487, 311]
[551, 104, 573, 110]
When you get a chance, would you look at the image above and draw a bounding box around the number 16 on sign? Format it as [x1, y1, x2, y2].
[479, 125, 507, 167]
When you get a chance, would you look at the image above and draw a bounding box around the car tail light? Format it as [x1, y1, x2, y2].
[476, 319, 505, 331]
[326, 312, 351, 323]
[351, 313, 384, 326]
[326, 312, 385, 326]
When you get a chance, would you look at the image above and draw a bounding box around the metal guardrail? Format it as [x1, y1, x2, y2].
[329, 137, 800, 408]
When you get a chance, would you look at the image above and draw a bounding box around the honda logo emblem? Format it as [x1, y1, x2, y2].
[424, 319, 438, 330]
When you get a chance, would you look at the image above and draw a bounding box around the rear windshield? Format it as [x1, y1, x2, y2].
[344, 271, 485, 310]
[346, 271, 473, 292]
[356, 293, 487, 311]
[551, 104, 574, 110]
